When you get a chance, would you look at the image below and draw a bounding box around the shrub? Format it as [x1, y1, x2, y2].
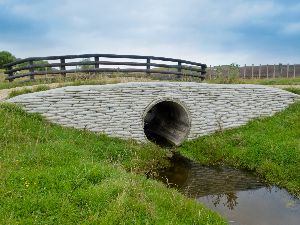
[0, 51, 16, 68]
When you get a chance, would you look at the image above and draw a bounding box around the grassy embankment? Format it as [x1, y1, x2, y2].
[180, 100, 300, 197]
[206, 76, 300, 85]
[0, 103, 225, 224]
[284, 87, 300, 95]
[206, 75, 300, 95]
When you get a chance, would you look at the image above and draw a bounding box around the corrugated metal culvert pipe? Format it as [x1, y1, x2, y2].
[143, 100, 191, 146]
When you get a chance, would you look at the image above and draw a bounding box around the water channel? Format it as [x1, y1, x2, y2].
[156, 154, 300, 225]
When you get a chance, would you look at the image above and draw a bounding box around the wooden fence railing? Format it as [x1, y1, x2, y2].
[207, 64, 300, 80]
[4, 54, 207, 82]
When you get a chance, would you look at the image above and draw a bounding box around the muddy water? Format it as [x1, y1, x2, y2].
[157, 154, 300, 225]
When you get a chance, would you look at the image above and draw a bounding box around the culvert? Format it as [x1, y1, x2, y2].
[5, 82, 300, 144]
[143, 100, 191, 146]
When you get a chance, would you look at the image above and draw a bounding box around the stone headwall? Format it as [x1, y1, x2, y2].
[7, 82, 299, 143]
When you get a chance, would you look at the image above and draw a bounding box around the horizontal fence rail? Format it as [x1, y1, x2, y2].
[207, 64, 300, 80]
[4, 54, 207, 82]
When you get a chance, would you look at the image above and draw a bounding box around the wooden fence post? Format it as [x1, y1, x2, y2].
[287, 64, 289, 78]
[259, 64, 261, 79]
[177, 61, 182, 73]
[29, 60, 35, 80]
[251, 64, 254, 79]
[243, 64, 246, 79]
[273, 64, 276, 78]
[60, 58, 66, 77]
[94, 56, 99, 69]
[266, 64, 269, 79]
[177, 61, 182, 79]
[209, 65, 212, 80]
[146, 58, 151, 76]
[294, 64, 296, 78]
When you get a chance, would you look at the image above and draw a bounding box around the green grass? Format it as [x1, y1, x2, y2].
[0, 69, 6, 86]
[179, 101, 300, 197]
[8, 85, 50, 98]
[0, 103, 225, 224]
[0, 69, 4, 78]
[284, 87, 300, 95]
[258, 77, 300, 85]
[207, 77, 300, 85]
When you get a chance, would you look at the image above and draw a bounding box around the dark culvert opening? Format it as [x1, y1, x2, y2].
[143, 101, 190, 147]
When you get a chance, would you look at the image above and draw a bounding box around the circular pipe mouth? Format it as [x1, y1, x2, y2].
[143, 100, 190, 146]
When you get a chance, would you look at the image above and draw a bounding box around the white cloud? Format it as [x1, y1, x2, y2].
[282, 22, 300, 34]
[1, 0, 300, 65]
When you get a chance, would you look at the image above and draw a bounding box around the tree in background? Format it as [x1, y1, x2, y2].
[34, 60, 52, 72]
[0, 51, 16, 68]
[214, 63, 240, 83]
[79, 58, 94, 70]
[16, 60, 52, 72]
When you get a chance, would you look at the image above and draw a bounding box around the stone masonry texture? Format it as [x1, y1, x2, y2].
[7, 82, 300, 142]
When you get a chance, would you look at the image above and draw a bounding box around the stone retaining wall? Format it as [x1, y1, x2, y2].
[7, 82, 299, 143]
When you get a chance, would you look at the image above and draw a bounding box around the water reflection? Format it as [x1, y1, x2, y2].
[198, 187, 300, 225]
[208, 192, 238, 210]
[158, 154, 264, 203]
[156, 154, 300, 225]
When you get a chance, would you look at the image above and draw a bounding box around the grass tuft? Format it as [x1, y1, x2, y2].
[8, 85, 50, 98]
[284, 87, 300, 95]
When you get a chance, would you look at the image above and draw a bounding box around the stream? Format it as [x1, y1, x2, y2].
[156, 154, 300, 225]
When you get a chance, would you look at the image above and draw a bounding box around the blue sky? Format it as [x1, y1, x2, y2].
[0, 0, 300, 65]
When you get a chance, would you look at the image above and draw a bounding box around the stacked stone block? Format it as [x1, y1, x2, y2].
[7, 82, 299, 142]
